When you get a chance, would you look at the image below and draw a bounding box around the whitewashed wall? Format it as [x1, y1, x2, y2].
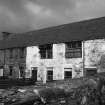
[84, 39, 105, 72]
[26, 43, 83, 81]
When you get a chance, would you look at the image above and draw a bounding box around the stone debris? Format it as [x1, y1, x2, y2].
[0, 88, 36, 104]
[0, 74, 105, 105]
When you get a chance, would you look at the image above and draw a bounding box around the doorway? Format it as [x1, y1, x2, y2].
[31, 67, 37, 81]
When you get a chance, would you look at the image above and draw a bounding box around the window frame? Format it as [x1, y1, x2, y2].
[65, 41, 82, 58]
[19, 65, 25, 78]
[64, 71, 72, 79]
[39, 44, 53, 59]
[47, 67, 53, 81]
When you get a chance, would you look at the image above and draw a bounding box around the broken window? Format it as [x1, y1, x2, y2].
[65, 41, 82, 58]
[39, 44, 52, 59]
[20, 47, 25, 58]
[47, 67, 53, 81]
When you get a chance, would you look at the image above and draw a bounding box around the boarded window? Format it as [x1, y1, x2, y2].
[47, 67, 53, 81]
[86, 68, 97, 76]
[39, 44, 52, 59]
[65, 41, 82, 58]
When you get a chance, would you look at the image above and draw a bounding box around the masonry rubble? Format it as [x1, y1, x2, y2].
[0, 74, 105, 105]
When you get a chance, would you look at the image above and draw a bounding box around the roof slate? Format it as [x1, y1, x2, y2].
[0, 16, 105, 49]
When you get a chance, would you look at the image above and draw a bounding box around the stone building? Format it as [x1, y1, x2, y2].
[0, 17, 105, 83]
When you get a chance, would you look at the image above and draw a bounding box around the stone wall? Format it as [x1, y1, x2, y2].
[0, 50, 4, 66]
[0, 48, 26, 78]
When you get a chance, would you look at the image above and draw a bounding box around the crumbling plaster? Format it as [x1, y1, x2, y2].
[84, 39, 105, 72]
[26, 43, 83, 81]
[1, 39, 105, 79]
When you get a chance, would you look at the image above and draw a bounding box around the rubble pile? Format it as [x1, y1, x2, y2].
[0, 74, 105, 105]
[0, 88, 37, 105]
[66, 84, 97, 105]
[65, 77, 105, 105]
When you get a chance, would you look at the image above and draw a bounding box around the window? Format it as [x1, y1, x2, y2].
[47, 67, 53, 81]
[20, 47, 25, 58]
[86, 68, 97, 76]
[9, 49, 13, 58]
[19, 66, 25, 78]
[9, 66, 13, 76]
[64, 68, 72, 79]
[64, 71, 72, 79]
[65, 41, 82, 58]
[39, 44, 52, 59]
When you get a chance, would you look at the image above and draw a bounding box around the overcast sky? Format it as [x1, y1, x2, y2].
[0, 0, 105, 33]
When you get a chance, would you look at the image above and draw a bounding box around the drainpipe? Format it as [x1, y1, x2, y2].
[82, 41, 85, 77]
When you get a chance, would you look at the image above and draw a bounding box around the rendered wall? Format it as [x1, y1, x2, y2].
[26, 43, 83, 81]
[1, 39, 105, 80]
[84, 39, 105, 72]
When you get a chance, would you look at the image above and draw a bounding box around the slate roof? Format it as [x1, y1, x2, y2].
[0, 16, 105, 49]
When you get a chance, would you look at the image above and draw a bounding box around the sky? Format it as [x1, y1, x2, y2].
[0, 0, 105, 33]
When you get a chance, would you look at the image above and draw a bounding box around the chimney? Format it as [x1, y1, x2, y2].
[2, 32, 11, 40]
